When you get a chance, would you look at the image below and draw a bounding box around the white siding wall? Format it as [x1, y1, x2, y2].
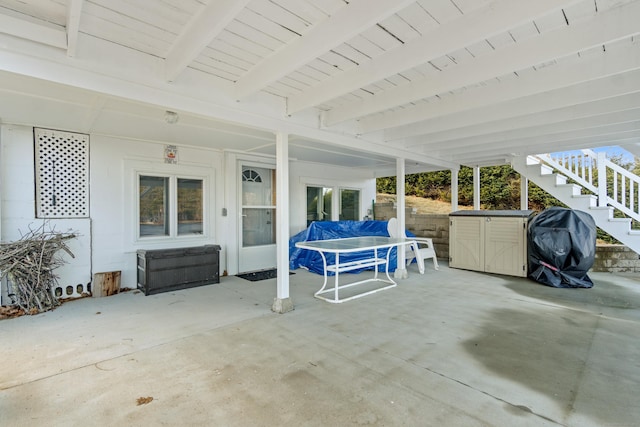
[1, 125, 35, 235]
[289, 161, 377, 235]
[0, 125, 92, 297]
[1, 125, 377, 289]
[90, 135, 224, 287]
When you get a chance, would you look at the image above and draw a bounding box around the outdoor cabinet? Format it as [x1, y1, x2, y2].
[449, 210, 533, 277]
[137, 245, 221, 295]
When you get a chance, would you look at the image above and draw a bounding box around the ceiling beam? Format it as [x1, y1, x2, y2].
[460, 158, 513, 168]
[287, 0, 582, 115]
[402, 92, 640, 148]
[360, 41, 640, 133]
[457, 137, 640, 166]
[66, 0, 84, 57]
[456, 132, 640, 165]
[234, 0, 415, 100]
[324, 0, 640, 127]
[0, 13, 66, 50]
[450, 127, 640, 161]
[0, 47, 456, 170]
[164, 0, 250, 82]
[386, 67, 640, 141]
[427, 116, 640, 155]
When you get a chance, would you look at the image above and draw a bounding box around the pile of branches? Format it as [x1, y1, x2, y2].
[0, 223, 77, 314]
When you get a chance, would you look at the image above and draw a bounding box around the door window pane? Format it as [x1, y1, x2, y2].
[340, 189, 360, 221]
[242, 167, 273, 206]
[242, 166, 276, 247]
[177, 178, 203, 235]
[242, 208, 276, 247]
[306, 186, 332, 226]
[139, 175, 169, 236]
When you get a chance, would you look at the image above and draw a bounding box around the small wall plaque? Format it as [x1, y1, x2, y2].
[164, 145, 178, 164]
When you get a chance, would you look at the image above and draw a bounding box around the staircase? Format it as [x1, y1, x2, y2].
[512, 149, 640, 255]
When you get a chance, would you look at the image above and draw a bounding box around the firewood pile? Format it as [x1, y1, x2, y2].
[0, 224, 77, 315]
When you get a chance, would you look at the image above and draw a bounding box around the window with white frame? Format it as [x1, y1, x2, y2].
[306, 186, 332, 226]
[305, 184, 361, 222]
[339, 188, 360, 220]
[139, 174, 204, 238]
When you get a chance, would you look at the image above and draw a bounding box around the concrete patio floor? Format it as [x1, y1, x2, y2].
[1, 263, 639, 426]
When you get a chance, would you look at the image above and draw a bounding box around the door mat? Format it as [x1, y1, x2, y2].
[236, 269, 295, 282]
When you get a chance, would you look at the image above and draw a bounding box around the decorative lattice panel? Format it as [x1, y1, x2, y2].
[34, 128, 89, 218]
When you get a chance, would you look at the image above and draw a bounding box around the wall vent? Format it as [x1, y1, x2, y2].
[34, 128, 89, 218]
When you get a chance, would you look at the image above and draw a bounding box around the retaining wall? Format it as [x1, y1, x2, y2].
[374, 203, 450, 261]
[374, 202, 640, 273]
[593, 245, 640, 273]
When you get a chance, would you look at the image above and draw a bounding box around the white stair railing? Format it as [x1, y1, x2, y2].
[534, 149, 640, 223]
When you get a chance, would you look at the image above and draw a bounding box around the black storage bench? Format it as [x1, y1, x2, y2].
[136, 245, 221, 295]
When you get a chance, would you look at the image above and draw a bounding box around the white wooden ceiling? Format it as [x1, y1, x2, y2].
[0, 0, 639, 175]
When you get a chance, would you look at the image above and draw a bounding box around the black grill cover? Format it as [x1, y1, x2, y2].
[527, 207, 596, 288]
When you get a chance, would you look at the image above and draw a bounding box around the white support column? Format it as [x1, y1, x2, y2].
[0, 129, 3, 305]
[451, 167, 459, 212]
[473, 166, 481, 210]
[597, 151, 607, 207]
[520, 176, 529, 210]
[395, 158, 408, 279]
[272, 131, 293, 314]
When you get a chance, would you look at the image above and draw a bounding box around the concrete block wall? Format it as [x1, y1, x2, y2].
[375, 201, 639, 273]
[593, 245, 640, 273]
[374, 202, 450, 261]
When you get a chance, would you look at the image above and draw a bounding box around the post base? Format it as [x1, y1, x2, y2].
[271, 297, 294, 314]
[394, 268, 408, 279]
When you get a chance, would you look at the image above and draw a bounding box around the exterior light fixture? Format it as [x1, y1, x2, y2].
[164, 110, 179, 124]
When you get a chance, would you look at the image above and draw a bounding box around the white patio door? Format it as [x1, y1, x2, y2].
[239, 164, 277, 272]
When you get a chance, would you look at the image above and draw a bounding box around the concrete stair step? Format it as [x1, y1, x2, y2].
[601, 219, 633, 236]
[540, 164, 554, 175]
[588, 206, 614, 219]
[525, 156, 541, 166]
[556, 183, 583, 197]
[572, 194, 598, 207]
[608, 217, 632, 224]
[529, 172, 568, 190]
[555, 174, 568, 185]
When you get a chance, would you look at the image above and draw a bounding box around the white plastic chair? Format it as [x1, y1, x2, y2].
[387, 218, 439, 274]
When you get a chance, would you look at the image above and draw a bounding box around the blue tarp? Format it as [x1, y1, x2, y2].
[289, 220, 414, 275]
